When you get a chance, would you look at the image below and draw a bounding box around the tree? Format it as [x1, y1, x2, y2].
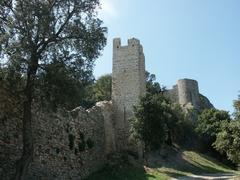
[233, 93, 240, 120]
[145, 71, 162, 94]
[0, 0, 107, 179]
[91, 74, 112, 102]
[213, 94, 240, 163]
[195, 109, 231, 147]
[130, 93, 183, 151]
[213, 120, 240, 163]
[36, 59, 95, 110]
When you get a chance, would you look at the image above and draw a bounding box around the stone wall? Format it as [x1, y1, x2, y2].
[0, 101, 112, 180]
[112, 38, 146, 151]
[0, 37, 147, 179]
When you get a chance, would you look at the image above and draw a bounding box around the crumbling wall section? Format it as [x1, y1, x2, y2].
[0, 102, 110, 180]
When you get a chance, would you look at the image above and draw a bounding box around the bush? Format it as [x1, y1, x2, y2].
[68, 134, 75, 150]
[86, 138, 95, 149]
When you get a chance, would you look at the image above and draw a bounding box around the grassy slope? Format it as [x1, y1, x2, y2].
[86, 150, 238, 180]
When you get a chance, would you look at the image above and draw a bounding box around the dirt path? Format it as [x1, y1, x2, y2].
[172, 173, 238, 179]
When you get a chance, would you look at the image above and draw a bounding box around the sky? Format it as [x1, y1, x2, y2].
[95, 0, 240, 113]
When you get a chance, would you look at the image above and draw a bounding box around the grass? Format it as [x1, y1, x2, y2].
[86, 149, 239, 180]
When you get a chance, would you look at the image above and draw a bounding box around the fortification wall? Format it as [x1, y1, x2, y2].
[0, 37, 147, 179]
[0, 101, 113, 180]
[164, 79, 214, 112]
[164, 85, 179, 103]
[112, 38, 146, 151]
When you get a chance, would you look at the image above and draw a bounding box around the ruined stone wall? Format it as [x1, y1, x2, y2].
[164, 85, 179, 103]
[0, 101, 113, 180]
[112, 38, 146, 151]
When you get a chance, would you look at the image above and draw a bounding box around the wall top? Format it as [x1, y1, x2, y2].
[177, 78, 198, 84]
[113, 37, 141, 49]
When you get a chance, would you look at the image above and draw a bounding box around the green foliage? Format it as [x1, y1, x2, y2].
[213, 120, 240, 163]
[130, 93, 184, 150]
[145, 71, 162, 94]
[37, 59, 94, 110]
[233, 93, 240, 120]
[74, 148, 78, 155]
[78, 131, 86, 152]
[0, 66, 24, 94]
[55, 148, 60, 154]
[87, 74, 112, 104]
[79, 131, 85, 140]
[0, 0, 107, 110]
[0, 68, 23, 119]
[68, 134, 75, 150]
[86, 138, 95, 149]
[78, 141, 86, 152]
[195, 109, 231, 146]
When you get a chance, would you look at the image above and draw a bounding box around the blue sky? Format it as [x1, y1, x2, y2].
[95, 0, 240, 113]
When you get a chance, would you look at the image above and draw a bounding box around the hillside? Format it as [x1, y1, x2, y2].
[86, 148, 239, 180]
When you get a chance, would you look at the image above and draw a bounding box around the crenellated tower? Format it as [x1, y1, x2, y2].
[112, 38, 146, 151]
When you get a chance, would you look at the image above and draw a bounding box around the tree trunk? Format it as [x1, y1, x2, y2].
[14, 57, 38, 180]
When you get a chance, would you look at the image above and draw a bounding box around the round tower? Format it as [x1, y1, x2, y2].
[177, 79, 200, 109]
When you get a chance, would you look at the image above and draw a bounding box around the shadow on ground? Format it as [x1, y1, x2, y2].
[85, 147, 235, 180]
[85, 165, 155, 180]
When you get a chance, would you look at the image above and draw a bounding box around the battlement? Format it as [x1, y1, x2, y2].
[113, 38, 142, 51]
[113, 38, 121, 49]
[128, 38, 140, 46]
[112, 37, 146, 151]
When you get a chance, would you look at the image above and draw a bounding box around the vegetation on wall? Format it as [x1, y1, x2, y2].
[68, 134, 75, 150]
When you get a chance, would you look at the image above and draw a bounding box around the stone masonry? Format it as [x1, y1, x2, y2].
[0, 37, 146, 179]
[0, 37, 215, 179]
[164, 78, 214, 112]
[0, 102, 113, 179]
[112, 38, 146, 151]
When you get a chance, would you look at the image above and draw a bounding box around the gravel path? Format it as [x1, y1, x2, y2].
[172, 173, 238, 180]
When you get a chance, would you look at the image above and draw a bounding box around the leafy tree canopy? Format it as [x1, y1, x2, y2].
[195, 108, 231, 146]
[233, 93, 240, 120]
[91, 74, 112, 102]
[145, 71, 163, 94]
[213, 120, 240, 163]
[130, 93, 184, 150]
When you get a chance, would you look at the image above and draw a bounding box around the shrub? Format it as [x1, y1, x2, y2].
[86, 138, 95, 149]
[68, 134, 75, 150]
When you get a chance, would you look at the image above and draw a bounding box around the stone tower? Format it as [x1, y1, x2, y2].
[112, 38, 146, 151]
[177, 79, 200, 110]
